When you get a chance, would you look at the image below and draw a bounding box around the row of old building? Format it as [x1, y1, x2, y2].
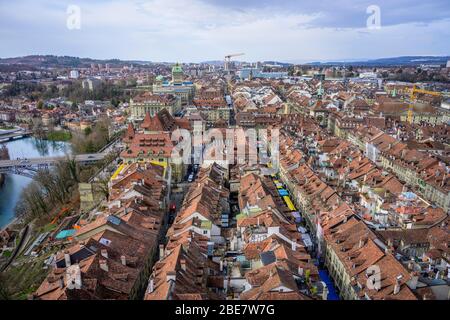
[33, 162, 169, 299]
[262, 113, 448, 299]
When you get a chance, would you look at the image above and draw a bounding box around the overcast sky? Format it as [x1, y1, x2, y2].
[0, 0, 449, 62]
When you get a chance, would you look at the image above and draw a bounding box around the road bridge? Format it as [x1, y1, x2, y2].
[0, 153, 108, 178]
[0, 130, 32, 142]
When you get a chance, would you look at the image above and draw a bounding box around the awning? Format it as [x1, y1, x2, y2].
[301, 233, 313, 247]
[55, 229, 76, 240]
[283, 196, 296, 211]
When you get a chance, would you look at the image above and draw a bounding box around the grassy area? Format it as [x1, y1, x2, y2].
[2, 250, 12, 258]
[40, 223, 57, 233]
[46, 130, 72, 142]
[2, 237, 59, 300]
[0, 125, 15, 130]
[3, 257, 49, 299]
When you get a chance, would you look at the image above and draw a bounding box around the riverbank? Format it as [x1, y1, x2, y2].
[1, 215, 20, 232]
[0, 137, 71, 229]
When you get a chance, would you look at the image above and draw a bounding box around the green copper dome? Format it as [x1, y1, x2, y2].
[172, 63, 183, 73]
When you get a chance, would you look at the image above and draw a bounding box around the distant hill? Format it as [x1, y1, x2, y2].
[1, 55, 448, 69]
[0, 55, 151, 69]
[305, 56, 450, 67]
[262, 61, 293, 67]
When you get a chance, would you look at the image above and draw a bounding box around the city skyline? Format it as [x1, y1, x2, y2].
[0, 0, 449, 62]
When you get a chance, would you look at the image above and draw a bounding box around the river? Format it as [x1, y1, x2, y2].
[0, 137, 71, 228]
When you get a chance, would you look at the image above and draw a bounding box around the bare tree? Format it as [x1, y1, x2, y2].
[0, 274, 11, 300]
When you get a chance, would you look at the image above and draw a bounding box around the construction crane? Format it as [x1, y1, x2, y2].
[224, 53, 245, 71]
[407, 85, 442, 123]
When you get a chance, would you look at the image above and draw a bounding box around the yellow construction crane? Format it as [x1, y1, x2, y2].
[407, 85, 442, 123]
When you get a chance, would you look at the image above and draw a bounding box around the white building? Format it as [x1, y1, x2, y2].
[69, 70, 80, 79]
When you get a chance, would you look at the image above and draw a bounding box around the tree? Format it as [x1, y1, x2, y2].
[37, 100, 44, 110]
[32, 118, 45, 139]
[0, 145, 9, 160]
[84, 127, 92, 136]
[0, 274, 11, 300]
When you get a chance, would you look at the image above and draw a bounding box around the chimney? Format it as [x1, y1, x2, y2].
[166, 271, 176, 282]
[59, 276, 65, 289]
[219, 260, 223, 272]
[298, 266, 304, 277]
[291, 239, 297, 251]
[101, 249, 108, 259]
[64, 253, 71, 267]
[159, 244, 165, 260]
[393, 281, 400, 295]
[407, 272, 419, 290]
[99, 259, 109, 272]
[359, 238, 365, 248]
[148, 278, 154, 293]
[393, 275, 402, 295]
[121, 255, 126, 266]
[180, 259, 186, 271]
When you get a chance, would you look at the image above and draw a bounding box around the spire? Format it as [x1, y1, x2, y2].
[127, 122, 135, 140]
[141, 112, 152, 129]
[141, 111, 164, 132]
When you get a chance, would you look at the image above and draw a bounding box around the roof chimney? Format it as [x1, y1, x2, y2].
[101, 249, 108, 259]
[291, 239, 297, 251]
[407, 272, 419, 290]
[393, 281, 400, 295]
[393, 275, 402, 295]
[159, 244, 165, 260]
[148, 278, 154, 293]
[359, 238, 365, 248]
[121, 255, 126, 266]
[180, 259, 186, 272]
[166, 271, 176, 282]
[298, 266, 304, 277]
[64, 253, 71, 267]
[99, 259, 109, 272]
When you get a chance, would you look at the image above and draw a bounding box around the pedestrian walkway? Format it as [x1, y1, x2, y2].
[318, 269, 340, 300]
